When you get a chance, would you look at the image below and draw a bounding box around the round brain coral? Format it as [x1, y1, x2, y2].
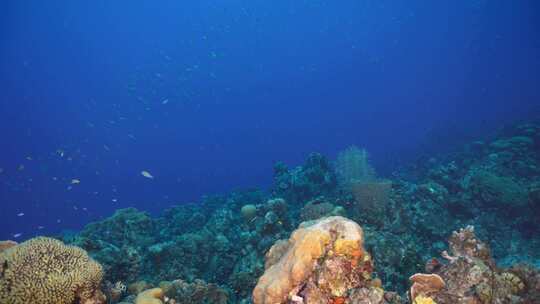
[0, 237, 105, 304]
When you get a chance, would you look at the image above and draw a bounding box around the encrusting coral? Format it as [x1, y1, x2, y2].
[413, 226, 538, 304]
[408, 273, 444, 302]
[253, 216, 391, 304]
[0, 237, 105, 304]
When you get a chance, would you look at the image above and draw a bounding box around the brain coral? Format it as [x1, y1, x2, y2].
[0, 237, 105, 304]
[252, 216, 367, 304]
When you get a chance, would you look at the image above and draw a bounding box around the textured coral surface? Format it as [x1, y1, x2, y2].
[0, 237, 105, 304]
[253, 216, 378, 304]
[417, 226, 538, 304]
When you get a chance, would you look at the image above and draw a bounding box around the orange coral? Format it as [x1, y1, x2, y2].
[252, 216, 365, 304]
[332, 296, 346, 304]
[350, 248, 364, 268]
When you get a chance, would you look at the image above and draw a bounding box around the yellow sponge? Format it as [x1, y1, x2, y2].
[135, 288, 164, 304]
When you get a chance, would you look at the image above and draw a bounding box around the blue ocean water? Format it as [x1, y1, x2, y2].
[1, 0, 539, 241]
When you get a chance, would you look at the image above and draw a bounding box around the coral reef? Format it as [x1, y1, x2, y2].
[0, 237, 105, 304]
[253, 216, 393, 304]
[273, 153, 337, 204]
[161, 279, 229, 304]
[54, 121, 539, 303]
[300, 197, 345, 221]
[413, 226, 539, 304]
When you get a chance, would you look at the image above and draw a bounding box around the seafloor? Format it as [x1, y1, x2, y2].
[1, 121, 539, 304]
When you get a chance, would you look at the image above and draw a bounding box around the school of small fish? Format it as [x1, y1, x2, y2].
[2, 56, 187, 241]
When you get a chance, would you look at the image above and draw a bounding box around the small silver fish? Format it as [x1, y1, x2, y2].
[13, 233, 22, 238]
[17, 212, 24, 217]
[141, 170, 154, 179]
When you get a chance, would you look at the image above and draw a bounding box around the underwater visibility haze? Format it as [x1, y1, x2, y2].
[1, 1, 540, 304]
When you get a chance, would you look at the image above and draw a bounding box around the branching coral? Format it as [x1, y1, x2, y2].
[0, 237, 105, 304]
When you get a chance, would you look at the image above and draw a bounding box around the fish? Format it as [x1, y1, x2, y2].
[141, 170, 154, 179]
[17, 212, 24, 217]
[112, 198, 118, 202]
[13, 233, 22, 238]
[162, 99, 169, 105]
[71, 179, 81, 184]
[37, 226, 45, 230]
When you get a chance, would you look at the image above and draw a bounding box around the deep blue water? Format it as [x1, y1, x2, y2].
[1, 1, 539, 240]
